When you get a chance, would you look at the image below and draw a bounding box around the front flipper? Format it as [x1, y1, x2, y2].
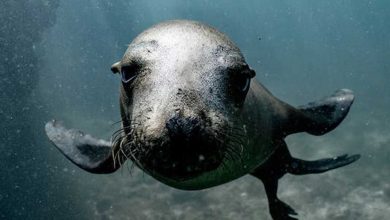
[45, 120, 125, 174]
[284, 89, 355, 136]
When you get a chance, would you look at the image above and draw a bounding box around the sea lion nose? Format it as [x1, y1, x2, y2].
[166, 114, 201, 140]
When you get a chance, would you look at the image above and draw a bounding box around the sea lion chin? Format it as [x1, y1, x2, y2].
[45, 20, 360, 220]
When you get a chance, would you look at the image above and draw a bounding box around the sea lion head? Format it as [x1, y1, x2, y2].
[111, 20, 255, 187]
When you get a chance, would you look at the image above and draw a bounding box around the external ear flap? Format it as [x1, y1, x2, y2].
[249, 68, 256, 78]
[45, 120, 125, 174]
[111, 61, 121, 74]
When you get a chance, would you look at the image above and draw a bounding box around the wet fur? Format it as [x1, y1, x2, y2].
[46, 20, 360, 220]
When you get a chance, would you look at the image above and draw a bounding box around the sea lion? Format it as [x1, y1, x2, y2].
[45, 20, 360, 220]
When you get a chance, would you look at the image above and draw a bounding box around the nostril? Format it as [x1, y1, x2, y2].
[166, 115, 201, 139]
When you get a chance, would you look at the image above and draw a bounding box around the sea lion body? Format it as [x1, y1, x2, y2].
[46, 20, 360, 219]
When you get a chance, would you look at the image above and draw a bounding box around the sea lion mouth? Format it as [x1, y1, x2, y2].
[151, 115, 224, 180]
[121, 114, 226, 181]
[142, 139, 224, 181]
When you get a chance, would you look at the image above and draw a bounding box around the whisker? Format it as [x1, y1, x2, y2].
[110, 119, 124, 126]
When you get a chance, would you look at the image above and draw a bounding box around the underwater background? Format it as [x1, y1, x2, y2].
[1, 0, 389, 219]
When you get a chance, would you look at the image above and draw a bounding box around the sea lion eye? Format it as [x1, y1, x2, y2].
[236, 75, 251, 93]
[232, 69, 255, 94]
[121, 64, 140, 83]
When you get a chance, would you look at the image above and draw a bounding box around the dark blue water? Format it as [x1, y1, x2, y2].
[1, 1, 389, 219]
